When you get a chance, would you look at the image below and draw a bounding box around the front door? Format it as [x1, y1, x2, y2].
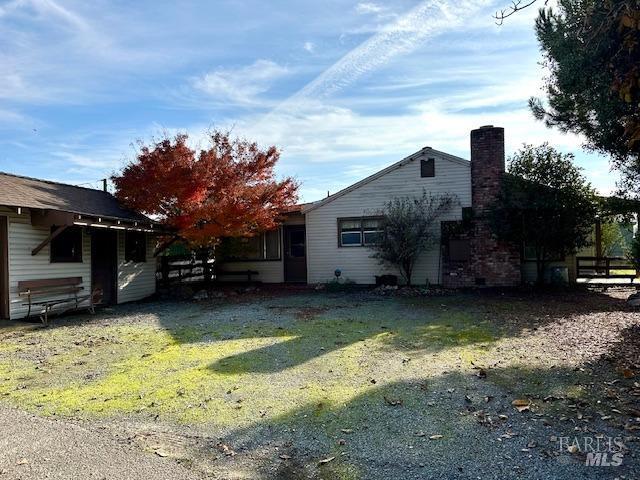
[91, 229, 117, 305]
[284, 225, 307, 283]
[0, 217, 8, 319]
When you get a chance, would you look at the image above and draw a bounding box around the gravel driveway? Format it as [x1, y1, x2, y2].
[0, 405, 200, 480]
[0, 287, 638, 479]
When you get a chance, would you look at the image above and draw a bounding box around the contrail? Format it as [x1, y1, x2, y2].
[272, 0, 489, 113]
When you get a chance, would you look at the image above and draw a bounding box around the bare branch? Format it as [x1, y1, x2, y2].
[494, 0, 547, 25]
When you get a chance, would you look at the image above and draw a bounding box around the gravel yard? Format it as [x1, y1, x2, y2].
[0, 288, 639, 479]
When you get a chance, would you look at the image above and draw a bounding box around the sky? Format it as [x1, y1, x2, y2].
[0, 0, 619, 202]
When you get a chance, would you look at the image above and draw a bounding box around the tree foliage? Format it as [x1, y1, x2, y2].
[601, 221, 625, 257]
[369, 191, 456, 286]
[112, 131, 298, 247]
[530, 0, 640, 197]
[489, 144, 598, 284]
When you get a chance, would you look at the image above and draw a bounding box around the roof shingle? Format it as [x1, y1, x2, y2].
[0, 172, 151, 223]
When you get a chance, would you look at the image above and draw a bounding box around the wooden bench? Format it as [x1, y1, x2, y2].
[217, 270, 260, 283]
[18, 277, 96, 324]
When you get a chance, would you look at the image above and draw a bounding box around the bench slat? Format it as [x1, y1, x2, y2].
[18, 277, 82, 291]
[19, 286, 84, 295]
[17, 277, 93, 324]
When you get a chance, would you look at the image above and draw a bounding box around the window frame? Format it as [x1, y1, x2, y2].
[337, 216, 384, 248]
[522, 243, 564, 263]
[222, 229, 282, 262]
[420, 157, 435, 178]
[124, 231, 147, 263]
[50, 226, 83, 263]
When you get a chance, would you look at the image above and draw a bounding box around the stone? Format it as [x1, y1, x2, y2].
[628, 292, 640, 307]
[192, 290, 209, 301]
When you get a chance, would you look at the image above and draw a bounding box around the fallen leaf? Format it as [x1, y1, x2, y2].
[216, 442, 236, 457]
[622, 368, 635, 379]
[154, 450, 169, 458]
[318, 456, 335, 465]
[429, 434, 444, 440]
[16, 459, 28, 466]
[567, 445, 579, 454]
[512, 399, 531, 412]
[384, 396, 403, 406]
[340, 428, 353, 434]
[279, 454, 291, 460]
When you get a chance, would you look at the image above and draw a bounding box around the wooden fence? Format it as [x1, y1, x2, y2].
[157, 255, 214, 286]
[576, 256, 637, 282]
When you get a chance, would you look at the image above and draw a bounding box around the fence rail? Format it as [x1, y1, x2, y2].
[576, 256, 637, 280]
[157, 255, 214, 286]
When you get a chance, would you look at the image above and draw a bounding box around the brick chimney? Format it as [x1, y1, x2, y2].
[470, 125, 504, 217]
[468, 125, 521, 287]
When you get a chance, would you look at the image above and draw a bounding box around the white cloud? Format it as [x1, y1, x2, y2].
[303, 41, 315, 53]
[0, 0, 88, 30]
[273, 0, 489, 108]
[192, 60, 290, 105]
[0, 108, 30, 129]
[355, 2, 385, 15]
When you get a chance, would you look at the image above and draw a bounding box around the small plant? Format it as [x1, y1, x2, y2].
[370, 191, 456, 286]
[325, 278, 357, 293]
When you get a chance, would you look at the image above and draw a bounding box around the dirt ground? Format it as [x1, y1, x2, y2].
[0, 287, 639, 479]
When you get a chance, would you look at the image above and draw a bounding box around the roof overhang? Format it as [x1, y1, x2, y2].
[26, 207, 163, 233]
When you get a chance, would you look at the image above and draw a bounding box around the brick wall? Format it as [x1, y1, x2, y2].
[442, 126, 521, 288]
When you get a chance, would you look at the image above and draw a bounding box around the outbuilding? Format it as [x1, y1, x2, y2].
[0, 173, 159, 320]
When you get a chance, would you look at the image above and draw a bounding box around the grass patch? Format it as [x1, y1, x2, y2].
[0, 295, 505, 428]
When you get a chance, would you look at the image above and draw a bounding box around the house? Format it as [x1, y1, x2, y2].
[219, 125, 515, 286]
[0, 173, 159, 320]
[219, 125, 638, 287]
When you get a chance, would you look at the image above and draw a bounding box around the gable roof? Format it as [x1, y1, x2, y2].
[0, 172, 152, 223]
[302, 147, 469, 213]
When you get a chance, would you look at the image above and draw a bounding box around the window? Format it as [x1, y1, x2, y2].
[288, 229, 305, 257]
[522, 243, 563, 262]
[265, 230, 280, 259]
[448, 239, 471, 262]
[338, 217, 383, 247]
[125, 231, 147, 263]
[50, 226, 83, 263]
[421, 158, 435, 177]
[222, 230, 281, 261]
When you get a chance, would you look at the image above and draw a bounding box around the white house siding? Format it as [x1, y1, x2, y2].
[217, 213, 306, 284]
[117, 231, 157, 303]
[2, 207, 91, 320]
[305, 153, 472, 285]
[217, 260, 284, 283]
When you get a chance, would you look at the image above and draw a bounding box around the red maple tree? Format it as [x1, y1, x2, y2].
[112, 131, 298, 246]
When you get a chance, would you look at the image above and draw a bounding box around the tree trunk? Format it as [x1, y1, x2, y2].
[403, 260, 413, 287]
[535, 249, 545, 286]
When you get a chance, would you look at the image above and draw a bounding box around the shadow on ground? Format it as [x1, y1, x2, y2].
[159, 359, 639, 480]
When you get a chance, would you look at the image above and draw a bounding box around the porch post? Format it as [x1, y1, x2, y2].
[595, 218, 602, 260]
